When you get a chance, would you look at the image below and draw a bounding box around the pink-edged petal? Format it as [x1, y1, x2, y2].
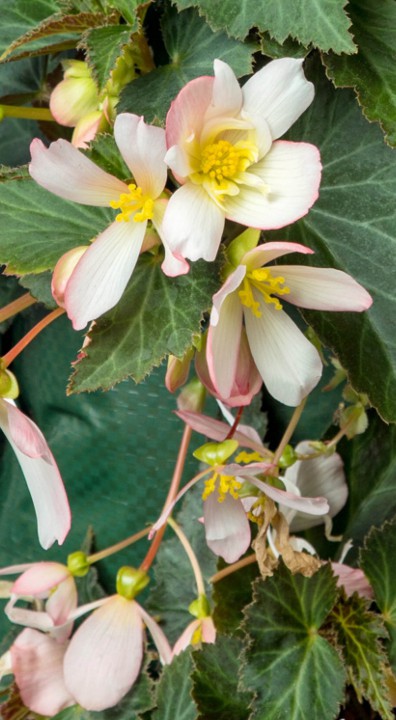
[246, 474, 329, 516]
[162, 183, 225, 261]
[244, 299, 323, 406]
[166, 75, 214, 149]
[52, 246, 88, 307]
[49, 77, 98, 127]
[173, 619, 200, 656]
[12, 629, 74, 715]
[114, 114, 167, 197]
[0, 401, 71, 549]
[64, 595, 143, 711]
[175, 410, 265, 453]
[64, 219, 146, 330]
[210, 265, 246, 325]
[72, 110, 103, 149]
[204, 492, 251, 563]
[224, 141, 321, 229]
[152, 197, 190, 277]
[283, 442, 348, 532]
[242, 58, 314, 140]
[12, 563, 69, 597]
[278, 266, 373, 311]
[0, 563, 34, 577]
[331, 563, 374, 599]
[138, 605, 172, 664]
[29, 138, 127, 205]
[201, 616, 216, 643]
[207, 291, 243, 398]
[241, 241, 314, 270]
[46, 576, 78, 627]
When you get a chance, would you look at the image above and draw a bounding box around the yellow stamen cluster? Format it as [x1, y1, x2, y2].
[202, 471, 242, 503]
[195, 139, 256, 195]
[110, 183, 154, 223]
[238, 267, 290, 317]
[235, 450, 264, 464]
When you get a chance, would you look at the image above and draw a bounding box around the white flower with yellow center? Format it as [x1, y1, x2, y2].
[162, 57, 322, 261]
[29, 114, 188, 331]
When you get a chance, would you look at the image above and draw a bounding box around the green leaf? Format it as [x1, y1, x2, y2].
[147, 486, 217, 644]
[0, 174, 113, 273]
[329, 591, 393, 718]
[342, 413, 396, 546]
[241, 563, 346, 719]
[68, 253, 220, 392]
[152, 650, 198, 720]
[212, 561, 258, 636]
[105, 0, 146, 25]
[83, 24, 136, 92]
[118, 6, 255, 124]
[0, 0, 60, 55]
[259, 32, 310, 60]
[360, 519, 396, 672]
[267, 57, 396, 422]
[192, 635, 252, 720]
[323, 0, 396, 147]
[173, 0, 356, 52]
[18, 271, 57, 306]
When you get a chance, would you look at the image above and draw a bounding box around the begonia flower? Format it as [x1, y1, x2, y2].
[280, 441, 348, 532]
[207, 241, 372, 406]
[0, 561, 78, 641]
[0, 398, 71, 548]
[163, 58, 321, 262]
[151, 440, 329, 564]
[173, 616, 216, 656]
[29, 113, 188, 331]
[63, 568, 172, 711]
[11, 629, 75, 715]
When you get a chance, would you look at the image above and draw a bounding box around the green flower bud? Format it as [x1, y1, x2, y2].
[193, 439, 238, 466]
[116, 566, 149, 600]
[278, 444, 297, 469]
[189, 594, 210, 619]
[226, 228, 260, 270]
[0, 366, 19, 399]
[67, 551, 90, 577]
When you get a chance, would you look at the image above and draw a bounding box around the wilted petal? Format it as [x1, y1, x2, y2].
[224, 141, 321, 230]
[204, 492, 251, 563]
[279, 266, 373, 311]
[242, 58, 314, 140]
[162, 183, 225, 261]
[114, 114, 167, 197]
[64, 219, 146, 330]
[29, 138, 127, 205]
[244, 299, 323, 406]
[0, 400, 71, 549]
[64, 595, 144, 711]
[11, 629, 74, 715]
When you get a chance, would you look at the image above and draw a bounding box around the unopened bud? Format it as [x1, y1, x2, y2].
[67, 551, 90, 577]
[194, 439, 238, 466]
[116, 566, 149, 600]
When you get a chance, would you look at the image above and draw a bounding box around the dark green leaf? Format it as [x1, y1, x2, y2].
[0, 0, 60, 55]
[192, 635, 252, 720]
[69, 254, 220, 392]
[241, 564, 346, 719]
[260, 32, 310, 59]
[267, 57, 396, 422]
[329, 591, 393, 718]
[360, 519, 396, 672]
[212, 561, 258, 636]
[105, 0, 146, 26]
[173, 0, 356, 52]
[323, 0, 396, 147]
[152, 650, 198, 720]
[19, 271, 57, 307]
[83, 25, 136, 92]
[119, 6, 255, 124]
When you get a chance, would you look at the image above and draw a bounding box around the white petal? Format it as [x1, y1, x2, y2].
[29, 138, 127, 205]
[208, 60, 242, 119]
[166, 75, 214, 149]
[242, 58, 314, 139]
[162, 184, 225, 261]
[244, 298, 323, 406]
[207, 291, 243, 399]
[64, 219, 146, 329]
[138, 605, 172, 664]
[247, 474, 329, 516]
[242, 241, 313, 270]
[0, 401, 71, 549]
[210, 265, 246, 325]
[114, 114, 167, 197]
[279, 266, 373, 311]
[204, 492, 251, 563]
[224, 141, 321, 229]
[64, 596, 143, 711]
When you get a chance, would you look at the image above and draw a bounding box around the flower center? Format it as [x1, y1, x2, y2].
[110, 183, 154, 223]
[202, 472, 242, 503]
[238, 267, 290, 317]
[192, 139, 257, 197]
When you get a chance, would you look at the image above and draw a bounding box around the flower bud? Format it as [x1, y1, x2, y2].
[0, 365, 19, 399]
[116, 566, 149, 600]
[67, 551, 90, 577]
[188, 594, 210, 619]
[193, 439, 238, 466]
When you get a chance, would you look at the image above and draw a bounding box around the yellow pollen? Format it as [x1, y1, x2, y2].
[198, 139, 256, 192]
[110, 183, 154, 223]
[235, 450, 264, 464]
[202, 472, 242, 503]
[238, 267, 290, 316]
[191, 623, 203, 646]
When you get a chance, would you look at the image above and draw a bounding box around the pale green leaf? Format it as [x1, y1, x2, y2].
[323, 0, 396, 147]
[173, 0, 356, 52]
[83, 24, 136, 92]
[241, 564, 346, 719]
[118, 6, 255, 124]
[267, 57, 396, 422]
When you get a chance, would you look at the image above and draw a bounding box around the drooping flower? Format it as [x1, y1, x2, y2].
[162, 58, 321, 262]
[63, 567, 172, 711]
[29, 113, 188, 331]
[207, 241, 372, 406]
[0, 365, 71, 548]
[173, 595, 216, 656]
